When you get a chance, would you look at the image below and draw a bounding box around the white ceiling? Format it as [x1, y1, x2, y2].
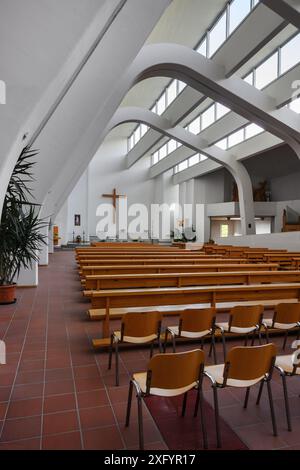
[113, 0, 228, 138]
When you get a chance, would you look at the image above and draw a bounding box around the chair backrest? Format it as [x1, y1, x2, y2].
[179, 308, 216, 333]
[230, 305, 264, 328]
[225, 343, 277, 382]
[274, 303, 300, 324]
[146, 349, 205, 392]
[121, 311, 162, 339]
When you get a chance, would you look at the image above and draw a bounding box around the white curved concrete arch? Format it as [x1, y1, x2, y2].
[110, 107, 256, 236]
[50, 106, 255, 235]
[261, 0, 300, 28]
[42, 42, 300, 231]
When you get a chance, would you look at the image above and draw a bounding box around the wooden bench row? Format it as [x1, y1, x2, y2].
[77, 257, 248, 267]
[79, 263, 279, 277]
[83, 282, 300, 338]
[82, 270, 300, 290]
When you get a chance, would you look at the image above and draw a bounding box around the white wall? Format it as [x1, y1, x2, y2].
[67, 170, 89, 241]
[54, 201, 68, 245]
[271, 172, 300, 202]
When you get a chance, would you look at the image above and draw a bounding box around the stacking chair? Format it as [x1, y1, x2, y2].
[263, 303, 300, 350]
[108, 311, 162, 386]
[215, 305, 264, 360]
[275, 345, 300, 431]
[125, 349, 207, 450]
[205, 344, 277, 448]
[164, 308, 218, 363]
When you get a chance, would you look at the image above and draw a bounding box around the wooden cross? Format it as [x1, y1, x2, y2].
[102, 188, 126, 222]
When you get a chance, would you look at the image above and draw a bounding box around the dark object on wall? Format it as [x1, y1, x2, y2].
[76, 235, 82, 243]
[74, 214, 81, 226]
[232, 182, 239, 202]
[282, 207, 300, 232]
[232, 180, 270, 203]
[253, 181, 268, 201]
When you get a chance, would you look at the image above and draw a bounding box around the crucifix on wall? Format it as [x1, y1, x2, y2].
[102, 188, 126, 223]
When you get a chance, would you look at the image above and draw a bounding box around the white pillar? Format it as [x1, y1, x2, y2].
[232, 161, 256, 236]
[185, 179, 195, 227]
[38, 222, 49, 266]
[17, 262, 38, 287]
[48, 227, 54, 254]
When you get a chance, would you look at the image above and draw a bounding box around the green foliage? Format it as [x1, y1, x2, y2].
[0, 147, 47, 285]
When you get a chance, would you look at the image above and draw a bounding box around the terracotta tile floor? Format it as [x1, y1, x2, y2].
[0, 250, 299, 450]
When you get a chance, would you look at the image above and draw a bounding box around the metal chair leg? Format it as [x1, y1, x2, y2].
[265, 326, 270, 344]
[244, 387, 250, 409]
[256, 380, 264, 405]
[115, 339, 119, 386]
[283, 330, 289, 351]
[209, 339, 213, 357]
[125, 380, 133, 427]
[221, 330, 226, 362]
[211, 334, 217, 364]
[150, 341, 154, 358]
[164, 329, 168, 353]
[212, 385, 222, 448]
[251, 330, 256, 346]
[137, 394, 144, 450]
[158, 337, 163, 353]
[172, 334, 176, 353]
[198, 389, 208, 450]
[108, 334, 113, 370]
[266, 380, 278, 436]
[258, 330, 262, 346]
[281, 373, 292, 431]
[181, 392, 188, 417]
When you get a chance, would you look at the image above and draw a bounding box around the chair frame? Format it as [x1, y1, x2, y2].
[164, 310, 218, 363]
[215, 307, 264, 361]
[275, 350, 300, 431]
[263, 307, 300, 351]
[205, 352, 277, 448]
[108, 317, 163, 386]
[125, 361, 207, 450]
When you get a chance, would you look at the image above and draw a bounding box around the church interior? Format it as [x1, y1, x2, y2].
[1, 0, 300, 452]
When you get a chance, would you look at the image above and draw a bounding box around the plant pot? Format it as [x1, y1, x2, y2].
[0, 284, 17, 305]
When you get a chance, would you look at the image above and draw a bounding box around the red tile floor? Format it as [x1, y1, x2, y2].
[0, 250, 299, 450]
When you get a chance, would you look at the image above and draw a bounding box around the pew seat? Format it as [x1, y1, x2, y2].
[82, 270, 300, 290]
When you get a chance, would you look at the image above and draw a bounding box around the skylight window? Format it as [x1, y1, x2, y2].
[280, 33, 300, 75]
[229, 0, 251, 35]
[228, 128, 244, 147]
[255, 52, 278, 90]
[245, 123, 264, 139]
[188, 117, 201, 135]
[209, 12, 227, 57]
[168, 139, 177, 154]
[215, 138, 228, 150]
[197, 39, 207, 57]
[166, 80, 177, 106]
[216, 103, 230, 119]
[201, 105, 215, 130]
[189, 154, 200, 167]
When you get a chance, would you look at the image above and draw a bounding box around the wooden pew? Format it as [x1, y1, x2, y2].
[78, 257, 248, 267]
[80, 263, 279, 277]
[76, 253, 213, 260]
[83, 270, 300, 290]
[263, 253, 300, 268]
[83, 282, 300, 338]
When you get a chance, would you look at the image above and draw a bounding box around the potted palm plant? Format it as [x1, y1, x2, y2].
[0, 147, 47, 304]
